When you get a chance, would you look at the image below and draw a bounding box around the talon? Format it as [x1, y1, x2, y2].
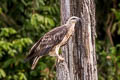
[57, 56, 64, 62]
[59, 57, 64, 61]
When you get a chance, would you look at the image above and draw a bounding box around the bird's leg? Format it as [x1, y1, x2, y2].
[57, 55, 64, 61]
[56, 55, 64, 63]
[55, 47, 64, 62]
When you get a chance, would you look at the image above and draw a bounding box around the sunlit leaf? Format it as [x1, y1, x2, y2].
[18, 72, 27, 80]
[0, 28, 17, 37]
[0, 69, 6, 78]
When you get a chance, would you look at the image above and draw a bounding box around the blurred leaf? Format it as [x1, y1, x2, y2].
[0, 68, 6, 78]
[30, 70, 37, 77]
[112, 8, 120, 20]
[111, 22, 117, 33]
[2, 58, 15, 68]
[18, 72, 27, 80]
[0, 28, 17, 37]
[118, 27, 120, 35]
[39, 62, 47, 70]
[0, 7, 2, 14]
[21, 0, 27, 6]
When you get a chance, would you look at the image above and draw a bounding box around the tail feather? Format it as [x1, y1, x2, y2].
[24, 56, 33, 62]
[24, 38, 42, 62]
[31, 56, 42, 70]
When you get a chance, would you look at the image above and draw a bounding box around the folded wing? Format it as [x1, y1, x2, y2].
[24, 25, 68, 62]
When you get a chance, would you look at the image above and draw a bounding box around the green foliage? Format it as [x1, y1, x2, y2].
[96, 1, 120, 80]
[0, 68, 6, 78]
[111, 6, 120, 35]
[0, 27, 33, 80]
[0, 0, 59, 80]
[0, 28, 16, 37]
[97, 40, 120, 80]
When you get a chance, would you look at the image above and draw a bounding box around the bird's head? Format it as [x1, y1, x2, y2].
[66, 16, 80, 25]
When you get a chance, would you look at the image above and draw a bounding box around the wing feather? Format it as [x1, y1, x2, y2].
[25, 25, 68, 62]
[24, 38, 42, 62]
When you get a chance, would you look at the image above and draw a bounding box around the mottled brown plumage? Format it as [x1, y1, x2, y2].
[24, 16, 80, 69]
[25, 25, 68, 61]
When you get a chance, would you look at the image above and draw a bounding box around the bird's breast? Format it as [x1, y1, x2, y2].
[60, 25, 75, 46]
[49, 50, 56, 56]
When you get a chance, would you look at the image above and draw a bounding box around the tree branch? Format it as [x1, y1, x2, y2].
[0, 12, 20, 28]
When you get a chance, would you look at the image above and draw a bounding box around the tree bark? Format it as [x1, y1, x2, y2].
[56, 0, 98, 80]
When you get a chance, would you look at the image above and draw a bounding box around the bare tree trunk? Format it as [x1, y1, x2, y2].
[56, 0, 98, 80]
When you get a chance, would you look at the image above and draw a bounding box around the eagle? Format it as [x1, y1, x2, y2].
[24, 16, 80, 69]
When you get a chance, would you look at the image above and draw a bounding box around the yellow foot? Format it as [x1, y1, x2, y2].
[57, 56, 64, 63]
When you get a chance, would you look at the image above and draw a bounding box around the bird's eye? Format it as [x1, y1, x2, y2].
[71, 18, 76, 20]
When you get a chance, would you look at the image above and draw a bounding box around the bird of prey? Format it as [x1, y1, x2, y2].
[24, 16, 80, 69]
